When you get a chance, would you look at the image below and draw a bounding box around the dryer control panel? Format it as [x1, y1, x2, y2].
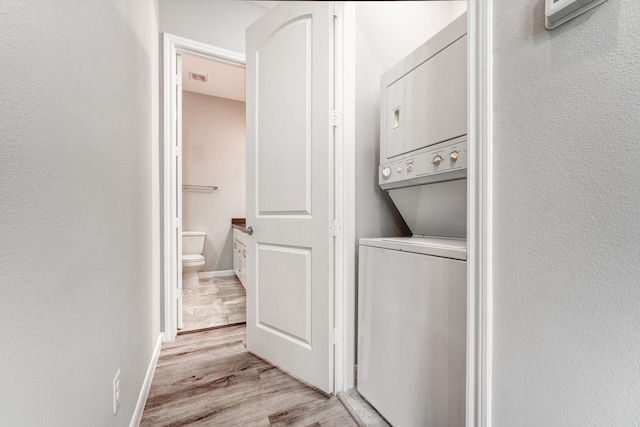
[380, 139, 467, 190]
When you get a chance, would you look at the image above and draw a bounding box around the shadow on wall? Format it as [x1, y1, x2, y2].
[202, 231, 234, 272]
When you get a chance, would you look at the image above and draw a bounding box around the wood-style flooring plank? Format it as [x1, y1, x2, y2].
[140, 325, 358, 427]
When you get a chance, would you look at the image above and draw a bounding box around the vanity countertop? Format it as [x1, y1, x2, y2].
[231, 217, 246, 231]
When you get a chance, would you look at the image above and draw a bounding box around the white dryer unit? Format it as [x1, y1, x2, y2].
[357, 238, 467, 427]
[378, 10, 468, 240]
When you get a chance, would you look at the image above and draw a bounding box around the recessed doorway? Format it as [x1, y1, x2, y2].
[162, 34, 247, 340]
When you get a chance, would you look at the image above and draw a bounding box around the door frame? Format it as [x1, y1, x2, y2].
[467, 1, 493, 426]
[332, 1, 355, 393]
[161, 33, 246, 341]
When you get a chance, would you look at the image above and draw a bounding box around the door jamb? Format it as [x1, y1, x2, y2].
[467, 1, 493, 426]
[336, 1, 356, 393]
[162, 33, 245, 341]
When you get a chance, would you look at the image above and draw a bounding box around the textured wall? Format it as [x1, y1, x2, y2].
[0, 0, 160, 425]
[182, 92, 246, 272]
[492, 0, 640, 424]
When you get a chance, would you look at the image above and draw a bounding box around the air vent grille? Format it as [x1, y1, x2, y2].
[188, 71, 208, 83]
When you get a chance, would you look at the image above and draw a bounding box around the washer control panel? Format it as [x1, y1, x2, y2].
[379, 139, 467, 189]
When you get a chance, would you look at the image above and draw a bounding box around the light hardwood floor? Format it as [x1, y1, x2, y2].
[141, 324, 359, 427]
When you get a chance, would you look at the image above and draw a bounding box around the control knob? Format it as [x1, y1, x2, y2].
[450, 151, 459, 162]
[381, 166, 391, 179]
[406, 162, 414, 173]
[432, 155, 443, 166]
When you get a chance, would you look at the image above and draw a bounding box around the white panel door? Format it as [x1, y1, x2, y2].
[246, 2, 335, 393]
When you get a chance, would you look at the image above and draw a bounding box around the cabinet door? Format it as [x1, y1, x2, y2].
[240, 245, 246, 286]
[233, 239, 240, 278]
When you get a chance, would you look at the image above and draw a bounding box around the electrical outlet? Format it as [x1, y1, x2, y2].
[113, 369, 121, 414]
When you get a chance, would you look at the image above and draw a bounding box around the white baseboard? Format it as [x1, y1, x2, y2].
[130, 333, 163, 427]
[199, 270, 235, 279]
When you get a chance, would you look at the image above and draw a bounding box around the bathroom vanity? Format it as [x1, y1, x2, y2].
[232, 218, 247, 288]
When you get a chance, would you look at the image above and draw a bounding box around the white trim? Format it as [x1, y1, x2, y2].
[162, 33, 174, 342]
[199, 270, 236, 279]
[331, 0, 350, 394]
[340, 0, 357, 393]
[165, 34, 245, 66]
[129, 333, 163, 427]
[467, 1, 493, 427]
[162, 33, 246, 342]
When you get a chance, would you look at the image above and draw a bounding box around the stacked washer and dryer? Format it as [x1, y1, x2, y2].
[357, 12, 468, 427]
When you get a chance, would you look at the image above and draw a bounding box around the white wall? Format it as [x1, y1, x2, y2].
[182, 92, 246, 272]
[0, 0, 161, 425]
[492, 0, 640, 424]
[353, 1, 467, 243]
[159, 0, 268, 54]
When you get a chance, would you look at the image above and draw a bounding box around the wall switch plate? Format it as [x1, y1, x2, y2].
[113, 369, 121, 414]
[545, 0, 608, 29]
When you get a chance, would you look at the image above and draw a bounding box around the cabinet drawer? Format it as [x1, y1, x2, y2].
[233, 227, 247, 287]
[233, 227, 247, 245]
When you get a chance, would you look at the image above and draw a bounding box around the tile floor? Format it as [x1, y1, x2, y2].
[181, 274, 246, 333]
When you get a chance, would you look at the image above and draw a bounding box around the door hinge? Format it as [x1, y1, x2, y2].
[175, 145, 182, 157]
[330, 110, 343, 127]
[175, 217, 182, 228]
[332, 327, 343, 345]
[176, 54, 182, 85]
[330, 219, 343, 237]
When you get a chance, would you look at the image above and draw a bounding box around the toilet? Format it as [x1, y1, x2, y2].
[182, 231, 206, 289]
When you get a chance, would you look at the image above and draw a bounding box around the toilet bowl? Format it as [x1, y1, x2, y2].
[182, 254, 205, 288]
[182, 231, 206, 289]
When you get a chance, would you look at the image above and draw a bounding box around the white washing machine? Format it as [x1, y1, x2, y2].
[357, 237, 466, 427]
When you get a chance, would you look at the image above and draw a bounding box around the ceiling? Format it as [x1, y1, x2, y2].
[181, 53, 246, 102]
[180, 1, 280, 102]
[249, 1, 279, 9]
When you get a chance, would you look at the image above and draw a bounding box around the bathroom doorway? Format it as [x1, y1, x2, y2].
[179, 52, 247, 333]
[162, 34, 247, 339]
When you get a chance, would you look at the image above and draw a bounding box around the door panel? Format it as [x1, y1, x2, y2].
[247, 1, 334, 393]
[257, 244, 312, 346]
[257, 17, 311, 216]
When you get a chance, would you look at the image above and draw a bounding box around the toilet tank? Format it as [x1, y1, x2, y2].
[182, 231, 206, 255]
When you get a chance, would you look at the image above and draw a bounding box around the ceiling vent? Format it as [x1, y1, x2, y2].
[188, 71, 208, 83]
